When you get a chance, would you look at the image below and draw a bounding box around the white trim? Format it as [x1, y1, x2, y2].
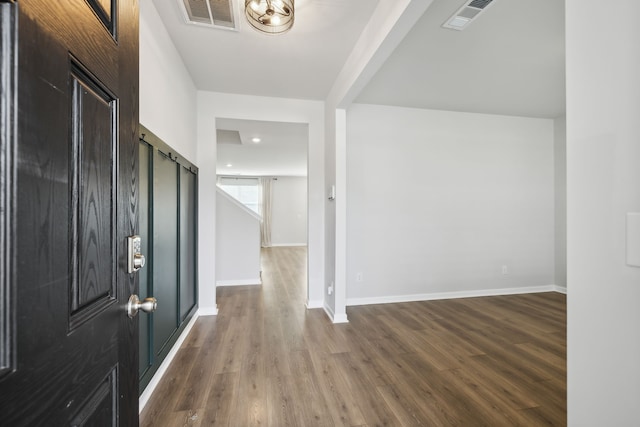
[139, 312, 200, 413]
[323, 302, 349, 323]
[216, 279, 262, 286]
[347, 285, 562, 306]
[323, 302, 335, 321]
[332, 313, 349, 323]
[553, 285, 568, 294]
[198, 306, 219, 316]
[306, 299, 324, 309]
[269, 243, 308, 247]
[334, 108, 348, 327]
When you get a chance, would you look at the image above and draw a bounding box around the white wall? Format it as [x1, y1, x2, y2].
[138, 1, 202, 402]
[215, 188, 261, 285]
[324, 0, 436, 322]
[271, 177, 308, 246]
[323, 108, 338, 315]
[139, 0, 197, 164]
[567, 1, 640, 424]
[554, 115, 567, 289]
[346, 104, 555, 304]
[197, 92, 325, 312]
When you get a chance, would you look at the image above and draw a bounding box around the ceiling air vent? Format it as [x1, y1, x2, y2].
[178, 0, 239, 31]
[217, 129, 242, 145]
[468, 0, 493, 9]
[442, 0, 497, 31]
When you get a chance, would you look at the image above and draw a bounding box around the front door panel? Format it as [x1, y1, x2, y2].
[0, 0, 139, 424]
[69, 61, 118, 330]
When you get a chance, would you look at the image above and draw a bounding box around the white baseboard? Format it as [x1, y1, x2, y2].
[216, 278, 262, 286]
[139, 312, 199, 413]
[553, 285, 567, 294]
[332, 313, 349, 323]
[322, 302, 335, 322]
[198, 305, 219, 316]
[347, 285, 563, 306]
[306, 299, 324, 309]
[269, 243, 308, 247]
[323, 302, 349, 323]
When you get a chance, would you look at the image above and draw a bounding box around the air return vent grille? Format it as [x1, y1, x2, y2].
[468, 0, 494, 9]
[179, 0, 238, 31]
[442, 0, 497, 31]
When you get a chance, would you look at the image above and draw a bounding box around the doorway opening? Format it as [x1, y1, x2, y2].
[215, 119, 310, 301]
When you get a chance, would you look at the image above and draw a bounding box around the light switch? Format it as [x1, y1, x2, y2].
[626, 213, 640, 267]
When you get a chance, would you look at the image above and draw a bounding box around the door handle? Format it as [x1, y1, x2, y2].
[127, 295, 157, 318]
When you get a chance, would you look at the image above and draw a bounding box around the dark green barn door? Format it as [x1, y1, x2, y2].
[180, 167, 197, 321]
[153, 150, 179, 359]
[138, 140, 152, 382]
[138, 127, 198, 391]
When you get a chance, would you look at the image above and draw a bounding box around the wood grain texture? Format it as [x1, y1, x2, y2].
[0, 1, 17, 380]
[69, 64, 118, 328]
[141, 247, 566, 426]
[0, 0, 139, 424]
[116, 0, 140, 422]
[86, 0, 116, 36]
[76, 75, 114, 307]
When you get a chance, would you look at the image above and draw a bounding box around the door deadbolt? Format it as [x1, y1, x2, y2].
[127, 235, 146, 273]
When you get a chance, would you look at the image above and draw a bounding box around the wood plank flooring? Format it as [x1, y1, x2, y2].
[140, 246, 566, 426]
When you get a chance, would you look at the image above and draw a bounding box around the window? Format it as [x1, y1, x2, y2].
[218, 177, 261, 215]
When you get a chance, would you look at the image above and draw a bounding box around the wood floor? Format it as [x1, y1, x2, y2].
[140, 247, 566, 426]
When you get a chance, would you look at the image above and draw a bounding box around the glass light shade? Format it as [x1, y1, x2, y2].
[245, 0, 294, 35]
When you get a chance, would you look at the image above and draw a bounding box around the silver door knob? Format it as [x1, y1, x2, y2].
[127, 294, 157, 318]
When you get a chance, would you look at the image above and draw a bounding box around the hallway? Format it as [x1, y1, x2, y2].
[140, 246, 566, 426]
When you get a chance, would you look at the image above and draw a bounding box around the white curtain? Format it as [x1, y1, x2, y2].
[259, 177, 272, 247]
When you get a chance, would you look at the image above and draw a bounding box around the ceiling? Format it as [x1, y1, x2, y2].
[153, 0, 565, 175]
[356, 0, 566, 118]
[216, 118, 308, 176]
[151, 0, 379, 100]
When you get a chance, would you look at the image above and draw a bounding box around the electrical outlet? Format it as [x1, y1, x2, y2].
[501, 265, 508, 275]
[356, 272, 363, 282]
[328, 282, 334, 295]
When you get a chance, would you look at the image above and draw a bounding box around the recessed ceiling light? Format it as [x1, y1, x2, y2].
[252, 137, 261, 143]
[226, 163, 233, 167]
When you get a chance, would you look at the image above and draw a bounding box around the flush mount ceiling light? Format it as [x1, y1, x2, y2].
[245, 0, 294, 35]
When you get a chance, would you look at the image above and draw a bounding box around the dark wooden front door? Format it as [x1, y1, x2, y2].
[0, 0, 140, 425]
